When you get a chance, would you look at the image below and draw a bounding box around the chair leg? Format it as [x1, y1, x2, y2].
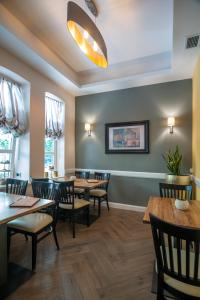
[52, 227, 60, 250]
[157, 275, 164, 300]
[93, 197, 96, 207]
[86, 206, 90, 227]
[72, 213, 76, 238]
[32, 235, 37, 271]
[98, 199, 101, 217]
[25, 234, 28, 241]
[7, 229, 11, 259]
[106, 195, 110, 211]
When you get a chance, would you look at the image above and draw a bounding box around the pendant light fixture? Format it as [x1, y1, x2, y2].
[67, 1, 108, 68]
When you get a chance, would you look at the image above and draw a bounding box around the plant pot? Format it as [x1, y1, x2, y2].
[165, 174, 191, 185]
[175, 199, 189, 210]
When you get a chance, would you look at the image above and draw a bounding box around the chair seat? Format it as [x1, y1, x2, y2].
[89, 189, 107, 197]
[74, 188, 85, 194]
[59, 198, 90, 210]
[8, 213, 53, 233]
[161, 247, 200, 297]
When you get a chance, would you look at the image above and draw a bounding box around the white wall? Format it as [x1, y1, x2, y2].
[0, 46, 75, 178]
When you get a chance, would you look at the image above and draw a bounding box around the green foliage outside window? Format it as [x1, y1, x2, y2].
[45, 138, 54, 152]
[0, 138, 10, 150]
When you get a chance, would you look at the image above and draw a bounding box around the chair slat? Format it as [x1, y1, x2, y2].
[177, 238, 182, 276]
[194, 242, 199, 280]
[160, 231, 168, 269]
[186, 240, 190, 278]
[168, 235, 174, 272]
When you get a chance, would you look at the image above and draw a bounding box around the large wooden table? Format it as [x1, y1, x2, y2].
[0, 193, 54, 287]
[54, 177, 107, 199]
[143, 196, 200, 228]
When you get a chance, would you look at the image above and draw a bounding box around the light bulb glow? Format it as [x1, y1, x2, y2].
[85, 123, 91, 131]
[168, 117, 175, 127]
[83, 30, 89, 39]
[80, 44, 87, 54]
[93, 41, 98, 52]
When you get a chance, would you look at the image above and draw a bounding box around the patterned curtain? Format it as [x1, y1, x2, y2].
[0, 78, 27, 137]
[45, 95, 64, 139]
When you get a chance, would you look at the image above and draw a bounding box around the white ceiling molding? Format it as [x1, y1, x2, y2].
[0, 0, 199, 96]
[79, 52, 171, 85]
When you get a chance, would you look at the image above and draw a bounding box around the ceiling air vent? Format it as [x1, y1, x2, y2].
[185, 34, 200, 49]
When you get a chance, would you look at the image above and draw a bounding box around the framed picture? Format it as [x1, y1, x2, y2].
[105, 120, 149, 154]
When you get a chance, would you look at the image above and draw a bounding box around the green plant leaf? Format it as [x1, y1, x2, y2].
[162, 145, 182, 175]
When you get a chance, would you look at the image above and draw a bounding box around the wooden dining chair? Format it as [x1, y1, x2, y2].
[74, 170, 90, 198]
[54, 180, 90, 238]
[159, 182, 192, 200]
[75, 171, 90, 179]
[89, 172, 110, 217]
[6, 178, 28, 196]
[7, 181, 60, 271]
[150, 213, 200, 299]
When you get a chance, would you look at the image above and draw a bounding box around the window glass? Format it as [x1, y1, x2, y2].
[0, 133, 15, 179]
[0, 133, 13, 150]
[44, 138, 56, 170]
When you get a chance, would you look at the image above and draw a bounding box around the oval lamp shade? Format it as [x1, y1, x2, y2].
[67, 1, 108, 68]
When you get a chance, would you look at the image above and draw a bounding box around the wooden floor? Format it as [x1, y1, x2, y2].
[7, 208, 156, 300]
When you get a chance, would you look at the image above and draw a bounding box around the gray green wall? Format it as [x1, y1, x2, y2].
[75, 79, 192, 206]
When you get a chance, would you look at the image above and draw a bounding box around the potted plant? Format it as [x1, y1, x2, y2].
[162, 145, 190, 185]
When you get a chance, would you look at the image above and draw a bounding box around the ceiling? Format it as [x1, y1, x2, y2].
[0, 0, 199, 95]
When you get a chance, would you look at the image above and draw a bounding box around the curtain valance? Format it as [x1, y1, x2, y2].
[0, 78, 27, 137]
[45, 95, 64, 139]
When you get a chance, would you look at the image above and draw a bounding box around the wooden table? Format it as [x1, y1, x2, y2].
[54, 177, 108, 200]
[143, 196, 200, 228]
[0, 193, 54, 287]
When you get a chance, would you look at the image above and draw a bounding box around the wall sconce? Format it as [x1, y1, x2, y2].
[167, 117, 175, 134]
[85, 123, 92, 136]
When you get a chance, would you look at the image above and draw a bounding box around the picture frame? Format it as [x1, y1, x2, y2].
[105, 120, 149, 154]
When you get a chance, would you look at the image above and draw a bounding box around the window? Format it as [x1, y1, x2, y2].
[44, 137, 57, 171]
[44, 93, 64, 173]
[0, 132, 16, 179]
[0, 76, 27, 180]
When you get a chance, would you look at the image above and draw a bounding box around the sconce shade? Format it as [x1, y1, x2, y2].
[167, 117, 175, 134]
[67, 1, 108, 68]
[168, 117, 175, 127]
[85, 123, 91, 131]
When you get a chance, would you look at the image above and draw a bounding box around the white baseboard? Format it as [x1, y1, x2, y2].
[66, 168, 166, 179]
[102, 201, 146, 212]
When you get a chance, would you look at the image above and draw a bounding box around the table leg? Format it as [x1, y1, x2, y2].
[84, 188, 90, 200]
[0, 224, 7, 287]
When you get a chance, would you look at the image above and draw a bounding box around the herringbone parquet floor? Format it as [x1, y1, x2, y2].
[7, 208, 156, 300]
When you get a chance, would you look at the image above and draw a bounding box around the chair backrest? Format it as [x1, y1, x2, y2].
[6, 178, 28, 196]
[31, 178, 52, 183]
[32, 181, 59, 202]
[53, 180, 75, 209]
[75, 171, 90, 179]
[94, 172, 110, 191]
[159, 183, 192, 200]
[150, 213, 200, 288]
